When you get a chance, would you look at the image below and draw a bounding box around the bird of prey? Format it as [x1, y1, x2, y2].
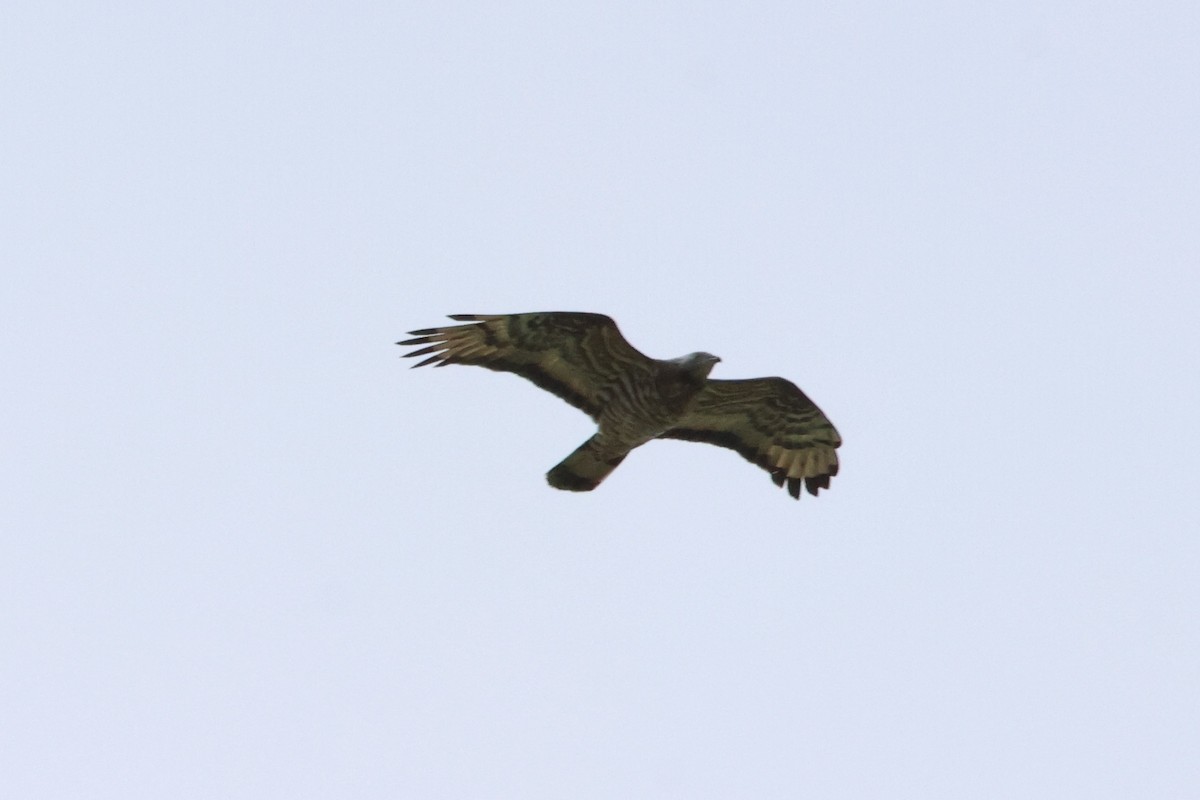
[397, 312, 841, 500]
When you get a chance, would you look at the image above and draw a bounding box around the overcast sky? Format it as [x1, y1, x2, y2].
[4, 1, 1198, 797]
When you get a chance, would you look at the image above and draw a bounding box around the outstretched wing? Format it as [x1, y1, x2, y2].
[658, 377, 841, 499]
[397, 312, 654, 419]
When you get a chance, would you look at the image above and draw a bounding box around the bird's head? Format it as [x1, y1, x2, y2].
[674, 351, 721, 380]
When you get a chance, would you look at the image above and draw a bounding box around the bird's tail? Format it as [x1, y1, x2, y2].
[546, 435, 627, 492]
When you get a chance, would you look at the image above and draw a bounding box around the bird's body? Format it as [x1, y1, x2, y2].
[546, 350, 721, 492]
[398, 312, 840, 500]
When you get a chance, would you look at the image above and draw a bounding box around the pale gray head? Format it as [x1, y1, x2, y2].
[670, 351, 721, 380]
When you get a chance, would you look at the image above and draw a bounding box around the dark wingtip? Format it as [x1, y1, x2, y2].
[402, 344, 442, 358]
[786, 477, 803, 499]
[406, 328, 440, 336]
[447, 314, 478, 321]
[770, 469, 786, 488]
[411, 355, 442, 368]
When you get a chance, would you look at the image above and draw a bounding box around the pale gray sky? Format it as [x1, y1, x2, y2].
[3, 2, 1198, 797]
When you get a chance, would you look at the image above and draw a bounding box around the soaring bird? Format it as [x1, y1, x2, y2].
[398, 312, 841, 499]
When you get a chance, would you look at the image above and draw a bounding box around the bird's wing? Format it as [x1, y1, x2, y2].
[397, 312, 655, 419]
[658, 377, 841, 498]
